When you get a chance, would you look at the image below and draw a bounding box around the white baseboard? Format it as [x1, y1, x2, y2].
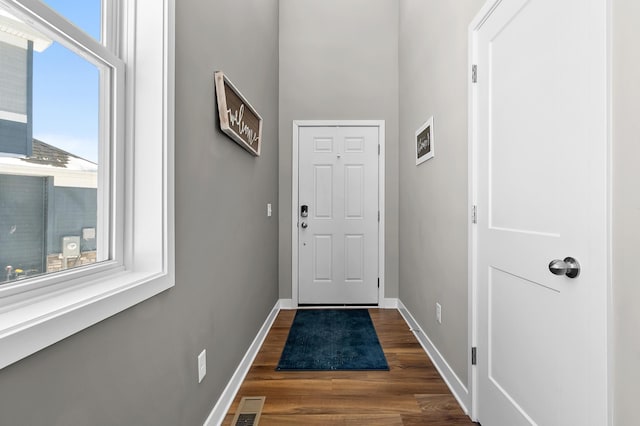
[278, 298, 296, 309]
[380, 297, 399, 309]
[397, 300, 471, 414]
[203, 300, 281, 426]
[277, 298, 398, 309]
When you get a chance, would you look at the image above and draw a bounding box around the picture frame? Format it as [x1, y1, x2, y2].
[415, 116, 434, 165]
[214, 71, 263, 156]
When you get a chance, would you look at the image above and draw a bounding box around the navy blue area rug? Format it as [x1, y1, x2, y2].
[276, 309, 389, 371]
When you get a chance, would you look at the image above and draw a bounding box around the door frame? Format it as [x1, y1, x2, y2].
[291, 120, 386, 307]
[467, 0, 612, 422]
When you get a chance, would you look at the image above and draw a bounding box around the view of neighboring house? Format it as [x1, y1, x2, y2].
[0, 7, 51, 156]
[0, 9, 97, 282]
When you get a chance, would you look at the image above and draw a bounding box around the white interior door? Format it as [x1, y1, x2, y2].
[298, 126, 379, 305]
[473, 0, 608, 424]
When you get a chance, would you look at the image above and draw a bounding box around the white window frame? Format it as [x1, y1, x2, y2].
[0, 0, 175, 370]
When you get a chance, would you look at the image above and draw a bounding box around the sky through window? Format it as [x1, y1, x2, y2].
[33, 1, 101, 162]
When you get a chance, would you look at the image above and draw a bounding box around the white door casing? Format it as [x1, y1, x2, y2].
[292, 121, 384, 306]
[470, 0, 609, 425]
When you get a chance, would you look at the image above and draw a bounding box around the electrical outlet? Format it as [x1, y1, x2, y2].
[436, 303, 442, 324]
[198, 349, 207, 383]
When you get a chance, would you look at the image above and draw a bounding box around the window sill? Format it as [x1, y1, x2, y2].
[0, 269, 173, 369]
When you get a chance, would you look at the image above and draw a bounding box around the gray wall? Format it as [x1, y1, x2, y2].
[612, 0, 640, 424]
[0, 1, 280, 425]
[398, 0, 484, 387]
[278, 0, 399, 300]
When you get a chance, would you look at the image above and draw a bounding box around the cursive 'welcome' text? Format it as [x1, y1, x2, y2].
[227, 104, 259, 146]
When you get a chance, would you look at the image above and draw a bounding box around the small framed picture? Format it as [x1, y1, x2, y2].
[415, 116, 434, 165]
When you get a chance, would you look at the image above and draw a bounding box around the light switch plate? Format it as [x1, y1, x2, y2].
[198, 349, 206, 383]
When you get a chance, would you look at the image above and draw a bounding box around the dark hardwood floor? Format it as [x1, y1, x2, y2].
[223, 308, 475, 425]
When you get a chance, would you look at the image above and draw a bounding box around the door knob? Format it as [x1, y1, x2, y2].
[548, 257, 580, 278]
[301, 222, 308, 229]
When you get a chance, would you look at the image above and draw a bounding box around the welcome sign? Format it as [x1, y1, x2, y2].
[214, 71, 263, 156]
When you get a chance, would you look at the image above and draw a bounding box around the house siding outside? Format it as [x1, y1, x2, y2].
[0, 174, 47, 276]
[0, 39, 32, 157]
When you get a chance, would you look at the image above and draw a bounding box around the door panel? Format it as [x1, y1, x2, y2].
[345, 136, 364, 152]
[314, 166, 333, 218]
[474, 0, 607, 424]
[487, 267, 564, 424]
[345, 165, 364, 218]
[298, 126, 378, 304]
[345, 235, 364, 281]
[313, 235, 332, 281]
[487, 0, 574, 238]
[314, 137, 333, 152]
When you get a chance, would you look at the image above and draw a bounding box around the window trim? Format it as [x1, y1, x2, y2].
[0, 0, 175, 370]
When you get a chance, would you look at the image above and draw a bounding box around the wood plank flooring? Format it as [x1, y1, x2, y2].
[223, 309, 475, 425]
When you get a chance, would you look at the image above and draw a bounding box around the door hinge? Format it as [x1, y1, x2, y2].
[471, 347, 477, 365]
[472, 64, 477, 83]
[472, 205, 478, 224]
[378, 144, 381, 155]
[378, 210, 380, 222]
[378, 278, 380, 288]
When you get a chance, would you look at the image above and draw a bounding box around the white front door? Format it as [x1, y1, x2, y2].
[472, 0, 608, 424]
[298, 126, 379, 305]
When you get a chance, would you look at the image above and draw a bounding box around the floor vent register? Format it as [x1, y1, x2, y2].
[231, 396, 265, 426]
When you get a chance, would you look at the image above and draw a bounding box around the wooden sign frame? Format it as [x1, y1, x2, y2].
[214, 71, 263, 156]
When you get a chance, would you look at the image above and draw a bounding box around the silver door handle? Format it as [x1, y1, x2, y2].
[548, 257, 580, 278]
[301, 222, 308, 229]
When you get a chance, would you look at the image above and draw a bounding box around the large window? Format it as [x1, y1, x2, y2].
[0, 2, 107, 283]
[0, 0, 174, 370]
